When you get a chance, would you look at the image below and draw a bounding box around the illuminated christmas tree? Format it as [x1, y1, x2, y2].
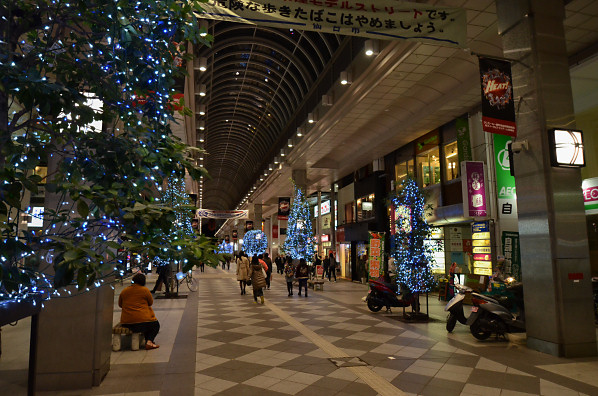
[391, 179, 436, 295]
[243, 230, 267, 257]
[282, 186, 315, 261]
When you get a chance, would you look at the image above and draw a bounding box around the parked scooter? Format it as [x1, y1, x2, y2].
[364, 278, 415, 313]
[466, 281, 525, 340]
[444, 283, 473, 332]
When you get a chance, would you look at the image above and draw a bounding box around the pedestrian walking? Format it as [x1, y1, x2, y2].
[248, 255, 267, 304]
[322, 255, 330, 280]
[236, 251, 250, 295]
[283, 256, 295, 296]
[275, 255, 284, 275]
[295, 258, 309, 297]
[263, 253, 273, 289]
[328, 252, 337, 282]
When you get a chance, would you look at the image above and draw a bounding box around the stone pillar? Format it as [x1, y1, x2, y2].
[496, 0, 595, 357]
[317, 190, 322, 255]
[330, 184, 337, 249]
[253, 203, 262, 231]
[292, 169, 307, 193]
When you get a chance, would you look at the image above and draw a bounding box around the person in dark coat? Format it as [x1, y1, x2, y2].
[295, 258, 309, 297]
[328, 252, 337, 282]
[275, 255, 284, 275]
[151, 263, 171, 294]
[283, 256, 295, 296]
[248, 255, 267, 304]
[322, 255, 330, 280]
[263, 252, 273, 289]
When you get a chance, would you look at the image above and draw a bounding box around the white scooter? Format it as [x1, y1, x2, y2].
[444, 283, 473, 332]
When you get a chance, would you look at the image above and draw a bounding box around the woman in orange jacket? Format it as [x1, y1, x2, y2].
[118, 273, 161, 349]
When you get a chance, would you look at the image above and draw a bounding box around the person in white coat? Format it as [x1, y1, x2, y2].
[236, 251, 250, 295]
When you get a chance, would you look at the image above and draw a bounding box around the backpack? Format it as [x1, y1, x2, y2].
[284, 263, 294, 278]
[297, 265, 309, 277]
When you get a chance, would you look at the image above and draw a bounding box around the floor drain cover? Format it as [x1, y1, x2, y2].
[329, 357, 368, 367]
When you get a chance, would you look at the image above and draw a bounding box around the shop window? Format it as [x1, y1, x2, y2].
[394, 160, 414, 187]
[444, 141, 459, 181]
[416, 147, 440, 187]
[356, 194, 375, 221]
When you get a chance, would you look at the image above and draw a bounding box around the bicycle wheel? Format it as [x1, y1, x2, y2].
[186, 274, 199, 292]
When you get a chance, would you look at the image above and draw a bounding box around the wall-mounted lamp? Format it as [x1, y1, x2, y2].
[274, 156, 280, 164]
[548, 128, 585, 167]
[322, 94, 333, 106]
[198, 84, 206, 96]
[199, 19, 209, 37]
[340, 71, 351, 85]
[198, 57, 207, 72]
[268, 164, 273, 171]
[308, 112, 317, 124]
[197, 132, 205, 143]
[198, 104, 206, 116]
[287, 138, 293, 148]
[297, 127, 304, 137]
[280, 148, 286, 157]
[364, 39, 379, 56]
[198, 120, 205, 130]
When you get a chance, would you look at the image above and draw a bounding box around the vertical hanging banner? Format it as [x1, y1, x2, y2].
[502, 231, 521, 281]
[494, 134, 518, 219]
[455, 117, 472, 163]
[461, 161, 487, 218]
[479, 57, 517, 137]
[368, 231, 385, 279]
[272, 224, 279, 239]
[278, 197, 290, 220]
[199, 1, 467, 47]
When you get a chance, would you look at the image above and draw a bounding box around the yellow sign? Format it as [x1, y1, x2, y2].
[473, 261, 492, 269]
[473, 247, 492, 254]
[472, 232, 490, 240]
[474, 267, 492, 276]
[472, 239, 490, 247]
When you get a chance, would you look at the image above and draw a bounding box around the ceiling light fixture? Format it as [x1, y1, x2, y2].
[287, 138, 293, 147]
[198, 57, 207, 71]
[340, 71, 351, 85]
[198, 104, 206, 116]
[364, 39, 379, 56]
[198, 84, 206, 96]
[198, 121, 205, 130]
[308, 112, 317, 124]
[199, 19, 209, 37]
[297, 127, 304, 137]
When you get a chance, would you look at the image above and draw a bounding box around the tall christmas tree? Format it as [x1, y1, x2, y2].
[282, 186, 316, 261]
[154, 176, 194, 267]
[243, 230, 268, 257]
[390, 179, 436, 295]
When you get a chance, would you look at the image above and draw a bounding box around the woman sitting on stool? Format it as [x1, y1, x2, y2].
[119, 273, 161, 350]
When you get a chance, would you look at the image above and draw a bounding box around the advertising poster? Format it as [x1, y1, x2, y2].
[368, 232, 384, 279]
[502, 231, 521, 281]
[245, 221, 253, 231]
[278, 197, 290, 220]
[461, 161, 488, 217]
[272, 225, 278, 239]
[494, 134, 518, 219]
[479, 57, 517, 137]
[232, 230, 238, 240]
[582, 177, 598, 215]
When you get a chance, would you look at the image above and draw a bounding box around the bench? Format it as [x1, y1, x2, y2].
[112, 324, 145, 351]
[308, 279, 325, 291]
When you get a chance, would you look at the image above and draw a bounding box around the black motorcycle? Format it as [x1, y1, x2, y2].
[466, 282, 525, 340]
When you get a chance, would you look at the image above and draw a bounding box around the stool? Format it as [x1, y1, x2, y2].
[112, 324, 145, 351]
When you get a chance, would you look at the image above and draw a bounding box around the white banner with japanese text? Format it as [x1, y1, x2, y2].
[199, 0, 467, 47]
[196, 209, 249, 219]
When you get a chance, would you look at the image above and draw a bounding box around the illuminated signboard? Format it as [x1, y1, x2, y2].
[472, 221, 492, 276]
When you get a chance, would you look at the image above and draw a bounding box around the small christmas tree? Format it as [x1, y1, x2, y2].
[243, 230, 268, 257]
[391, 179, 436, 296]
[282, 186, 316, 261]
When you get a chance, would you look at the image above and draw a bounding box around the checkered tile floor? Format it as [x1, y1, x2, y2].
[192, 266, 598, 396]
[4, 264, 594, 395]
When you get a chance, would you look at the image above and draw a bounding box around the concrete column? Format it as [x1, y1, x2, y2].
[330, 184, 337, 249]
[317, 190, 322, 255]
[292, 169, 307, 193]
[496, 0, 595, 357]
[253, 203, 262, 231]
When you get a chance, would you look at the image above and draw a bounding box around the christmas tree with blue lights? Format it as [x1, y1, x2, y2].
[243, 230, 267, 257]
[282, 186, 315, 261]
[391, 179, 436, 295]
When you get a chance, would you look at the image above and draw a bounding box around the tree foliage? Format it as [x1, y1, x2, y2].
[0, 0, 216, 301]
[282, 186, 315, 261]
[390, 179, 436, 293]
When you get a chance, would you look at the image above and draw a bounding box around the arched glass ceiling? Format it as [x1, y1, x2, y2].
[195, 21, 348, 210]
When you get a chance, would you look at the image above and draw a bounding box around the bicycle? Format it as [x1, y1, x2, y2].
[168, 270, 199, 292]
